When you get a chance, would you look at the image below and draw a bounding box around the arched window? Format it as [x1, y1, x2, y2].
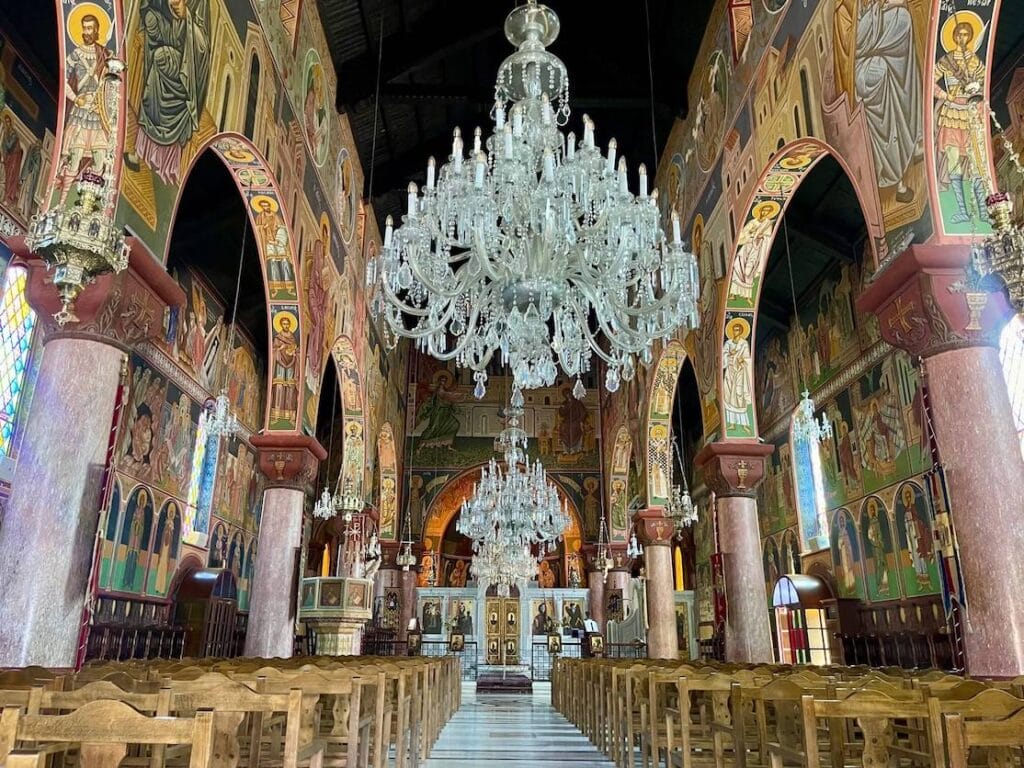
[800, 68, 815, 136]
[999, 315, 1024, 457]
[244, 53, 261, 138]
[0, 265, 38, 457]
[791, 419, 830, 553]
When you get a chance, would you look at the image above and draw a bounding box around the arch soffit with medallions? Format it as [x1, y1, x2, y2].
[717, 138, 881, 441]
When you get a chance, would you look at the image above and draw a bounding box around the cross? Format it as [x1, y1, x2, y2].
[888, 296, 915, 333]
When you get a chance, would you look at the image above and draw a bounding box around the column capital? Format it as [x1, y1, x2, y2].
[856, 243, 1013, 358]
[632, 508, 676, 547]
[12, 236, 186, 349]
[695, 440, 774, 498]
[250, 433, 327, 492]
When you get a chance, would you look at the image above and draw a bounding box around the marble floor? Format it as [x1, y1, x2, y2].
[423, 681, 615, 766]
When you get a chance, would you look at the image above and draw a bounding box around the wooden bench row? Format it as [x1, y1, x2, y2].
[552, 658, 1024, 768]
[0, 654, 460, 768]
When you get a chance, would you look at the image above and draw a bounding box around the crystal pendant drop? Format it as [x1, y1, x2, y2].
[572, 378, 585, 400]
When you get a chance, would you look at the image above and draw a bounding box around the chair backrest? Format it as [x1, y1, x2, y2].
[945, 709, 1024, 768]
[0, 699, 237, 768]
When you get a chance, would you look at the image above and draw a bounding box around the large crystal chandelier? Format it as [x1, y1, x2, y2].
[470, 536, 538, 597]
[368, 0, 699, 399]
[457, 404, 569, 549]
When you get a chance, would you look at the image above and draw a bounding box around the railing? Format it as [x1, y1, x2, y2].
[531, 641, 582, 681]
[605, 642, 647, 659]
[84, 624, 186, 662]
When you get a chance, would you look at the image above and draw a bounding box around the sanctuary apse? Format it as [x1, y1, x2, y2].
[1, 3, 1024, 765]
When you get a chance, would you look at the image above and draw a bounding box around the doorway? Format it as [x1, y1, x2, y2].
[484, 587, 520, 665]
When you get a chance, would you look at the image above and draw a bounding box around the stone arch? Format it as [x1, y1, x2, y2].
[608, 425, 632, 543]
[331, 335, 365, 499]
[718, 138, 880, 440]
[645, 340, 688, 507]
[164, 132, 306, 433]
[377, 422, 398, 540]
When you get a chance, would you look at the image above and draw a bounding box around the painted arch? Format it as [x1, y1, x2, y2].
[164, 133, 307, 433]
[646, 340, 688, 507]
[332, 335, 365, 499]
[718, 138, 879, 439]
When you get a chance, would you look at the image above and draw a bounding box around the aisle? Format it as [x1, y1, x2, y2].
[423, 681, 615, 766]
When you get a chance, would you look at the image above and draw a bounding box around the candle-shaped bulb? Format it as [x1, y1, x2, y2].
[495, 101, 506, 128]
[583, 115, 594, 148]
[504, 125, 514, 159]
[474, 152, 486, 188]
[384, 215, 394, 248]
[543, 147, 555, 180]
[618, 157, 628, 193]
[567, 131, 576, 160]
[474, 126, 482, 153]
[407, 182, 418, 218]
[607, 138, 617, 173]
[541, 93, 552, 125]
[671, 210, 681, 244]
[427, 156, 436, 190]
[638, 163, 648, 197]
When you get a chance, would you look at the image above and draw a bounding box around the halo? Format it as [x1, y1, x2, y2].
[250, 194, 279, 214]
[691, 214, 705, 252]
[272, 310, 298, 333]
[650, 424, 669, 441]
[941, 11, 985, 54]
[727, 316, 752, 340]
[319, 212, 332, 257]
[432, 369, 454, 388]
[752, 200, 782, 220]
[67, 3, 113, 47]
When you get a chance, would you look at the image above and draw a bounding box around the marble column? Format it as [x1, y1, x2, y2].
[587, 568, 606, 632]
[607, 566, 632, 622]
[634, 511, 678, 659]
[0, 242, 184, 668]
[859, 243, 1024, 676]
[696, 441, 775, 664]
[247, 435, 325, 658]
[398, 568, 418, 642]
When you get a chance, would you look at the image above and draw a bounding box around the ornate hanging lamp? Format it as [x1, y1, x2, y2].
[368, 0, 699, 402]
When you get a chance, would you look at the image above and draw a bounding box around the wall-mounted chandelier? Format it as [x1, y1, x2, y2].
[368, 0, 699, 400]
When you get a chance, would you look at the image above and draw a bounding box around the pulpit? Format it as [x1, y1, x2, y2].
[298, 577, 374, 655]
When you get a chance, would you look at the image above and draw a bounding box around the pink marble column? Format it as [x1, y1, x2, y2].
[587, 568, 606, 632]
[925, 346, 1024, 675]
[717, 495, 774, 663]
[398, 569, 417, 642]
[634, 512, 678, 659]
[247, 435, 325, 659]
[0, 340, 123, 667]
[858, 243, 1024, 676]
[606, 565, 632, 622]
[696, 441, 775, 664]
[245, 487, 304, 658]
[0, 243, 184, 668]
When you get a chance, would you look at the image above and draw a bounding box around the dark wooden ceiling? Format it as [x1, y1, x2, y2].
[317, 0, 717, 231]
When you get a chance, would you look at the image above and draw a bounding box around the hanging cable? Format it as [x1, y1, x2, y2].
[783, 216, 806, 390]
[643, 0, 659, 169]
[366, 15, 385, 205]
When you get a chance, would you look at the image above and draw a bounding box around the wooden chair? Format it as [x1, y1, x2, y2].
[0, 699, 241, 768]
[944, 709, 1024, 768]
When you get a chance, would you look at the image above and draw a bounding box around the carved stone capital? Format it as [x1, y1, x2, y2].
[582, 543, 626, 572]
[857, 243, 1013, 358]
[12, 236, 186, 350]
[251, 433, 327, 493]
[632, 508, 676, 547]
[695, 440, 774, 498]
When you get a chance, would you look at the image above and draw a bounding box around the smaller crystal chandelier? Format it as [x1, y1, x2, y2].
[792, 389, 832, 446]
[781, 219, 832, 448]
[458, 402, 569, 549]
[470, 535, 537, 597]
[207, 185, 254, 439]
[666, 430, 697, 533]
[396, 496, 418, 570]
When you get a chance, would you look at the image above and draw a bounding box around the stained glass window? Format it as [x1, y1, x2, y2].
[999, 315, 1024, 458]
[0, 266, 37, 457]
